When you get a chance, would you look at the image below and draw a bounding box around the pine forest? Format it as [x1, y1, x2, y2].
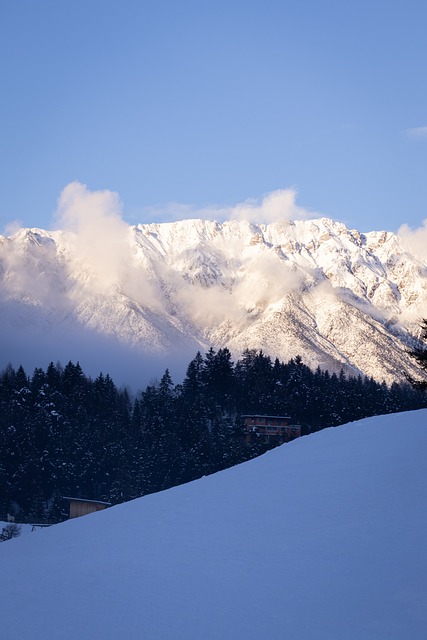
[1, 348, 427, 522]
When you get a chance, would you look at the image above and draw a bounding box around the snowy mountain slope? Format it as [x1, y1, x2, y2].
[2, 409, 427, 640]
[0, 218, 426, 382]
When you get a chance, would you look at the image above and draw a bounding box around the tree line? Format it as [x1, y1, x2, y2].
[1, 346, 426, 522]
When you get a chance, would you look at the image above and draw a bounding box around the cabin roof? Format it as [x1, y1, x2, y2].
[62, 497, 112, 506]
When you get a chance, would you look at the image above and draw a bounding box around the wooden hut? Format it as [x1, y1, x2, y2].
[242, 415, 301, 443]
[63, 497, 111, 520]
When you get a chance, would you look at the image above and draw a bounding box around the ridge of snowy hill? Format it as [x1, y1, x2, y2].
[2, 409, 427, 640]
[1, 217, 427, 382]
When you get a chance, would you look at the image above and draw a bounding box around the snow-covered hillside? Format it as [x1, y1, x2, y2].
[2, 410, 427, 639]
[1, 217, 427, 382]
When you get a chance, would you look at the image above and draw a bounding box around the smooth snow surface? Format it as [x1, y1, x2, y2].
[2, 410, 427, 639]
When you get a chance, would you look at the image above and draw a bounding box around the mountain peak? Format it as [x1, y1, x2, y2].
[0, 217, 426, 384]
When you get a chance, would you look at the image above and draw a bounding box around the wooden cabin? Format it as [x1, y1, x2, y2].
[63, 497, 111, 520]
[242, 415, 301, 443]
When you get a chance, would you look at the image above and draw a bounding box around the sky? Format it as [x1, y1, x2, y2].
[2, 409, 427, 638]
[1, 0, 427, 234]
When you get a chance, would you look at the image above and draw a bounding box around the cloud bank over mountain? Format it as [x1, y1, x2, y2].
[398, 218, 427, 262]
[142, 186, 314, 225]
[1, 183, 427, 386]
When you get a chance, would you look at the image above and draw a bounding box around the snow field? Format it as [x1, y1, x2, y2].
[1, 409, 427, 639]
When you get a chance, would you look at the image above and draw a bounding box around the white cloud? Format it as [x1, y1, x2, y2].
[230, 189, 312, 224]
[142, 188, 315, 225]
[398, 219, 427, 261]
[405, 126, 427, 139]
[54, 181, 129, 292]
[53, 182, 161, 306]
[3, 220, 23, 235]
[175, 248, 305, 333]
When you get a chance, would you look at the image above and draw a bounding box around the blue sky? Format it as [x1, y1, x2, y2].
[1, 0, 426, 233]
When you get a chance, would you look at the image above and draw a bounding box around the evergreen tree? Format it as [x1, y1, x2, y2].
[408, 319, 427, 389]
[2, 347, 427, 523]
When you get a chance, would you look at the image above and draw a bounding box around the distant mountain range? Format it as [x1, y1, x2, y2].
[1, 217, 426, 383]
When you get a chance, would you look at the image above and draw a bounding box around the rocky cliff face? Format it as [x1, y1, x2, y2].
[1, 217, 426, 383]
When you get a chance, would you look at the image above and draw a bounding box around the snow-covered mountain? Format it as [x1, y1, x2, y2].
[1, 217, 426, 382]
[2, 409, 427, 639]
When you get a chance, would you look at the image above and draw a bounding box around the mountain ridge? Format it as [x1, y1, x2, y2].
[1, 216, 426, 383]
